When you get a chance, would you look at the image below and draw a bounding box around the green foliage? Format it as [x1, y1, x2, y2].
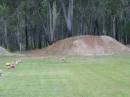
[0, 3, 8, 16]
[122, 21, 130, 41]
[123, 22, 130, 33]
[0, 0, 130, 51]
[105, 0, 122, 15]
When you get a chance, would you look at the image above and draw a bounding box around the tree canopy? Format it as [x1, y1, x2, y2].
[0, 0, 130, 51]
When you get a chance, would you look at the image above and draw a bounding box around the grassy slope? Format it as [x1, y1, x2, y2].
[0, 55, 130, 97]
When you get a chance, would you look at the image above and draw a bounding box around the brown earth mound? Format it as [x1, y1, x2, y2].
[0, 47, 10, 56]
[46, 35, 130, 56]
[26, 35, 130, 56]
[127, 45, 130, 48]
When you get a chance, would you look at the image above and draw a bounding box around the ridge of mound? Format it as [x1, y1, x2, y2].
[0, 47, 11, 56]
[46, 35, 130, 56]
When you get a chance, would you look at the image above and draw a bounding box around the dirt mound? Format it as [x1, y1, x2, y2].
[127, 45, 130, 48]
[0, 47, 10, 56]
[46, 35, 130, 56]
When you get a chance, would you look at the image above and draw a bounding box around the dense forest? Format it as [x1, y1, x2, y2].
[0, 0, 130, 51]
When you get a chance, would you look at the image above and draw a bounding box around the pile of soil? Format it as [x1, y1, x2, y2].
[0, 47, 10, 56]
[46, 35, 130, 56]
[127, 45, 130, 48]
[26, 35, 130, 56]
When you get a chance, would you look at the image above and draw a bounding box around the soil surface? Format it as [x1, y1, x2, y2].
[0, 47, 10, 56]
[26, 35, 130, 56]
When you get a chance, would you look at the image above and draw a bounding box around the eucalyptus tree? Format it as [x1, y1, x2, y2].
[59, 0, 74, 37]
[0, 3, 9, 49]
[0, 0, 130, 51]
[48, 1, 59, 43]
[105, 0, 123, 38]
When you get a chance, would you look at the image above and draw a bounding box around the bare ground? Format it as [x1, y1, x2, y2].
[26, 35, 130, 56]
[0, 47, 11, 56]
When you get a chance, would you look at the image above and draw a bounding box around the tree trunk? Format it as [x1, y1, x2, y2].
[102, 15, 106, 35]
[59, 0, 73, 37]
[49, 3, 54, 43]
[17, 13, 22, 52]
[112, 16, 116, 38]
[4, 20, 8, 49]
[25, 25, 28, 50]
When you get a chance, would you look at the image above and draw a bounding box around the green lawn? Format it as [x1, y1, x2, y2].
[0, 55, 130, 97]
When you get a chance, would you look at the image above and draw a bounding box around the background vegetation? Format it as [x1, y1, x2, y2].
[0, 0, 130, 51]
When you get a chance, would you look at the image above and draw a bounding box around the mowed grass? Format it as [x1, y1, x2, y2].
[0, 55, 130, 97]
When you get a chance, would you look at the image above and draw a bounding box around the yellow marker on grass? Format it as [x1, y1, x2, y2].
[6, 62, 11, 69]
[6, 63, 11, 66]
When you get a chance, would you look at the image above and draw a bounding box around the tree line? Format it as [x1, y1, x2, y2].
[0, 0, 130, 51]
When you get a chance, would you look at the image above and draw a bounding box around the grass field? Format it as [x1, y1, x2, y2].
[0, 55, 130, 97]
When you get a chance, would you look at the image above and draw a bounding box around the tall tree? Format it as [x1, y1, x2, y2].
[48, 1, 58, 43]
[59, 0, 74, 37]
[0, 3, 9, 49]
